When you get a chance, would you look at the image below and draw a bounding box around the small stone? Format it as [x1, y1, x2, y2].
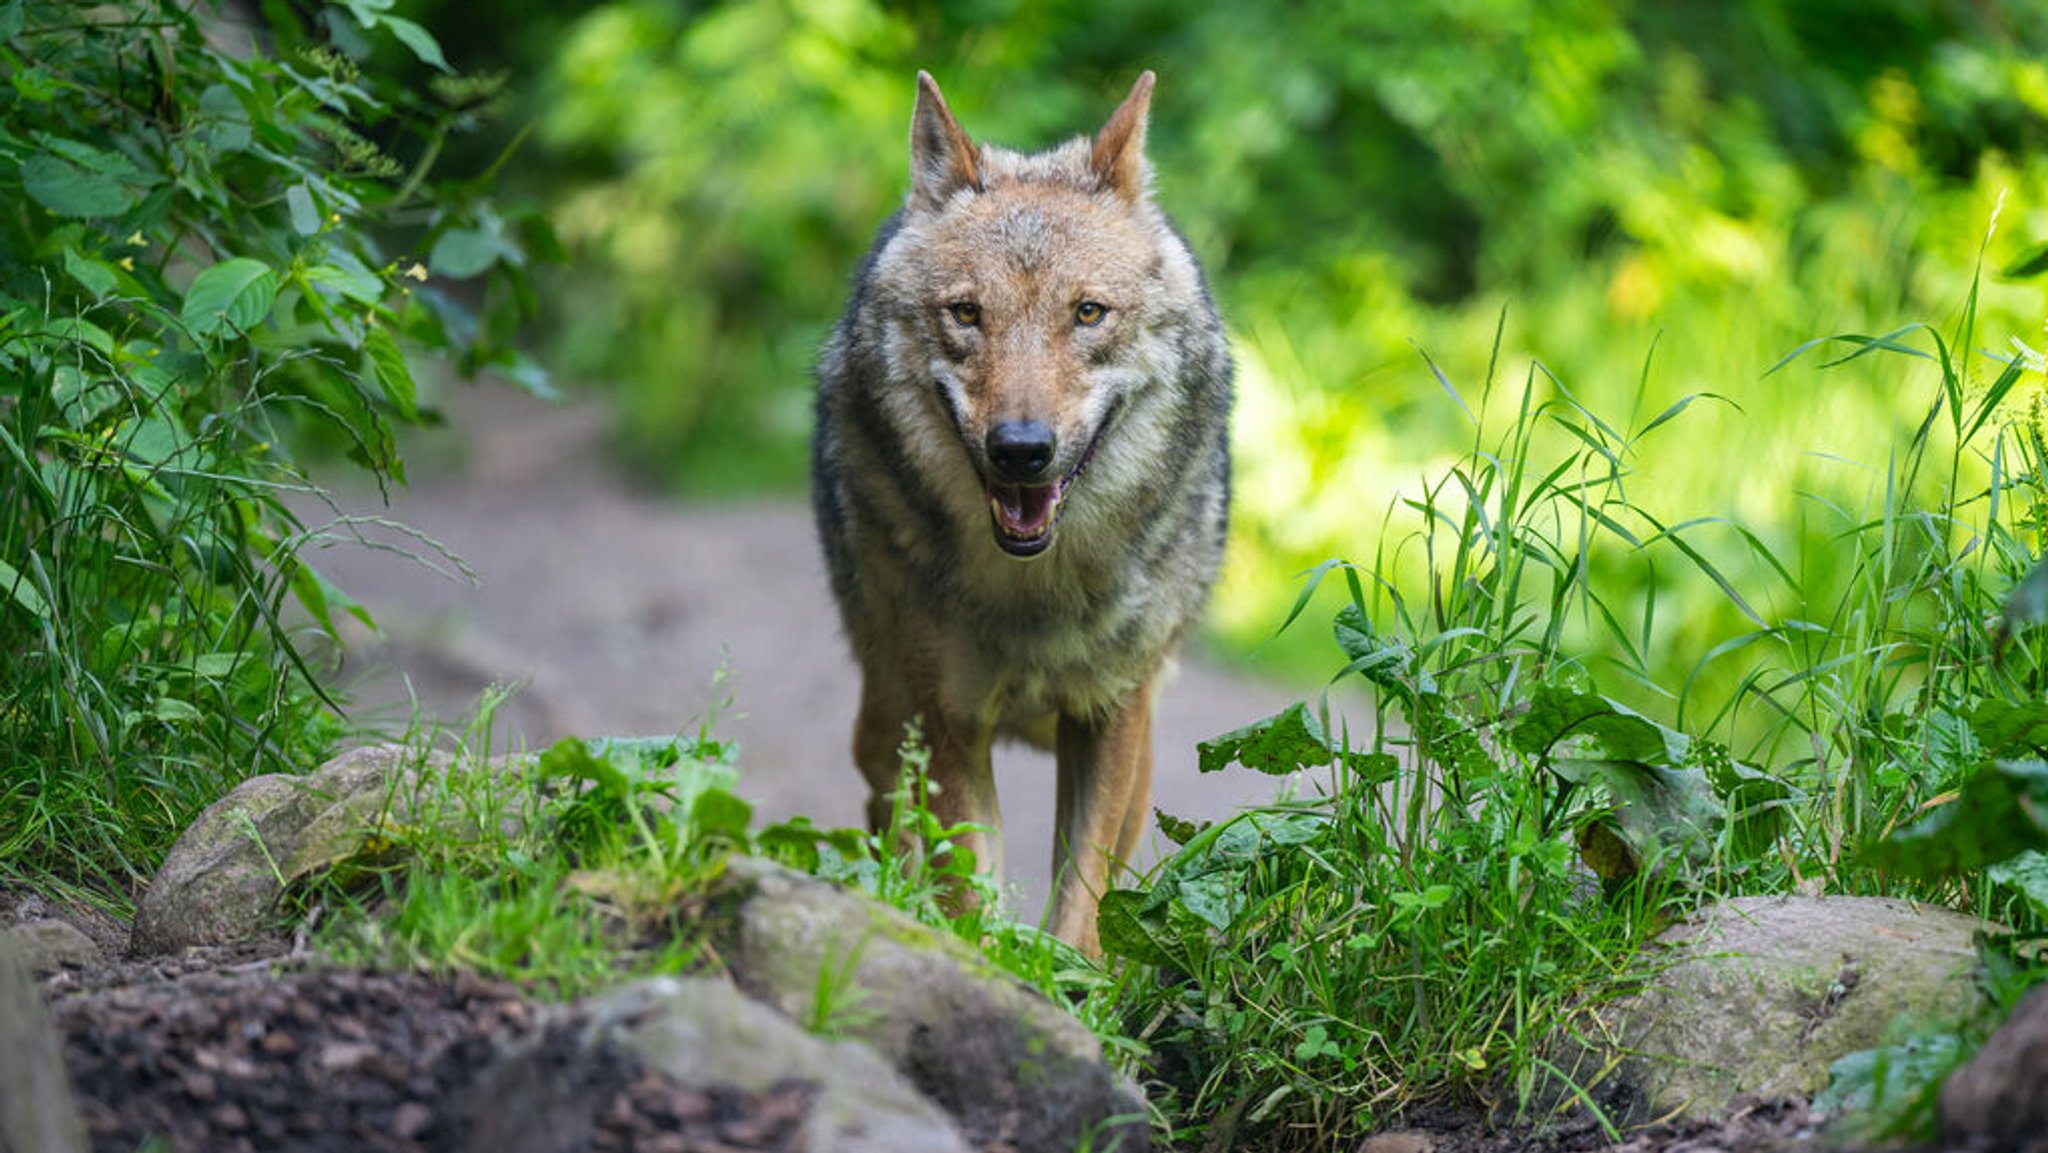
[260, 1029, 297, 1056]
[181, 1071, 218, 1103]
[212, 1102, 250, 1131]
[393, 1101, 434, 1140]
[1357, 1132, 1435, 1153]
[317, 1039, 379, 1071]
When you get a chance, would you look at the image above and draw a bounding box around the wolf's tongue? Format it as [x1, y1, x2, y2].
[992, 483, 1057, 538]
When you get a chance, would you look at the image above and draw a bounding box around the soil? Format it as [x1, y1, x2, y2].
[7, 891, 1956, 1153]
[56, 963, 812, 1153]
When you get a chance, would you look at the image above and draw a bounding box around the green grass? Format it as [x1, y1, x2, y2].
[1084, 265, 2048, 1148]
[0, 0, 545, 902]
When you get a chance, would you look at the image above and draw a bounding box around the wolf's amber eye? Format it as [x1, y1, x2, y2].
[1074, 301, 1108, 327]
[947, 301, 981, 328]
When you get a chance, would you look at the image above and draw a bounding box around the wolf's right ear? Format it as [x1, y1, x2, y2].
[910, 72, 981, 209]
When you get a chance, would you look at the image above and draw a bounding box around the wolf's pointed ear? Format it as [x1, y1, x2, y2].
[1091, 71, 1155, 203]
[910, 71, 981, 209]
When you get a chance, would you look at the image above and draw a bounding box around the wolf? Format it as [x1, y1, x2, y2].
[811, 70, 1232, 954]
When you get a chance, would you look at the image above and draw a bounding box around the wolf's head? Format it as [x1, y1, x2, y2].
[874, 72, 1201, 560]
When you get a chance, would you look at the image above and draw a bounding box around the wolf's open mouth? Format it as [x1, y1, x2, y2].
[985, 410, 1113, 558]
[989, 480, 1065, 556]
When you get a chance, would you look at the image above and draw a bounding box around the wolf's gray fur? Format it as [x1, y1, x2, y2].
[811, 70, 1232, 952]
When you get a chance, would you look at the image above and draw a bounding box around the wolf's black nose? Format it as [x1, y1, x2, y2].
[986, 420, 1056, 482]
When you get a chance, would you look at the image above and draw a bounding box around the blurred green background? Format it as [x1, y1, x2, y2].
[403, 0, 2048, 690]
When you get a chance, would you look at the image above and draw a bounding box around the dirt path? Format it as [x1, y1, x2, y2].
[301, 385, 1324, 919]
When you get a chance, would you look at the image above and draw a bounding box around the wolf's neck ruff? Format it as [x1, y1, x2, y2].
[811, 70, 1232, 954]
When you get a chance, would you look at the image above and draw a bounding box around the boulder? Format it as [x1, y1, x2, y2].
[1938, 981, 2048, 1148]
[566, 975, 972, 1153]
[132, 743, 493, 955]
[0, 932, 87, 1153]
[1572, 895, 1996, 1122]
[4, 920, 98, 973]
[714, 857, 1149, 1152]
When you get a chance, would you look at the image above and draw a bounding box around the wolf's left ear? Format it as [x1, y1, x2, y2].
[1091, 71, 1155, 204]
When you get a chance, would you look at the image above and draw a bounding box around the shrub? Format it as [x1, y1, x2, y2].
[0, 0, 547, 892]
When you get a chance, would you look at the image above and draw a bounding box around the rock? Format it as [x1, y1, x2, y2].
[1572, 895, 1995, 1123]
[570, 975, 972, 1153]
[5, 920, 98, 973]
[1938, 981, 2048, 1148]
[131, 743, 494, 955]
[0, 931, 88, 1153]
[714, 857, 1148, 1152]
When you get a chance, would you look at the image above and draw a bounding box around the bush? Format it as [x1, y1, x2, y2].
[0, 0, 547, 893]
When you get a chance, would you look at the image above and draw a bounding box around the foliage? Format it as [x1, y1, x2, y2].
[397, 0, 2048, 692]
[316, 710, 740, 995]
[315, 709, 1120, 1030]
[1095, 270, 2048, 1144]
[0, 0, 544, 893]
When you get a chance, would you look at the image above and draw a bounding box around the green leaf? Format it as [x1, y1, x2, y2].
[0, 0, 23, 41]
[1198, 702, 1392, 779]
[428, 227, 510, 279]
[1812, 1035, 1963, 1123]
[1988, 850, 2048, 921]
[287, 182, 321, 236]
[1998, 557, 2048, 650]
[1332, 603, 1432, 697]
[11, 65, 59, 103]
[2003, 241, 2048, 281]
[115, 413, 190, 465]
[539, 737, 632, 798]
[1972, 699, 2048, 757]
[1511, 683, 1689, 766]
[182, 257, 279, 339]
[190, 653, 249, 680]
[364, 326, 419, 419]
[62, 247, 119, 299]
[1154, 809, 1205, 847]
[197, 84, 250, 154]
[1558, 758, 1722, 872]
[1199, 704, 1323, 775]
[51, 366, 119, 428]
[690, 787, 753, 842]
[150, 697, 204, 723]
[1859, 759, 2048, 878]
[304, 253, 386, 306]
[382, 15, 452, 72]
[22, 152, 141, 218]
[1096, 887, 1176, 967]
[35, 315, 115, 357]
[0, 558, 50, 621]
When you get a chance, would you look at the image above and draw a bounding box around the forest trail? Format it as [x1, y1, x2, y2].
[302, 384, 1327, 918]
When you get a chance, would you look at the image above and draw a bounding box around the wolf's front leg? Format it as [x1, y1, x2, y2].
[1048, 680, 1155, 955]
[852, 672, 1003, 894]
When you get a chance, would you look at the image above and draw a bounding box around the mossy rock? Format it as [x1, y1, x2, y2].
[133, 744, 517, 955]
[1557, 895, 1997, 1122]
[712, 857, 1148, 1153]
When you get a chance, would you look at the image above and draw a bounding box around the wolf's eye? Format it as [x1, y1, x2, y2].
[1074, 301, 1108, 327]
[947, 301, 981, 328]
